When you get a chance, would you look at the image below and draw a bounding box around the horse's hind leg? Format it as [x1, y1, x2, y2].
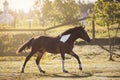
[21, 50, 36, 73]
[36, 53, 45, 73]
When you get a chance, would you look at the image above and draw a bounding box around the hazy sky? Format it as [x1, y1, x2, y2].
[0, 0, 97, 13]
[0, 0, 35, 13]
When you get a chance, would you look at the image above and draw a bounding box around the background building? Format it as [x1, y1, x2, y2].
[0, 0, 14, 24]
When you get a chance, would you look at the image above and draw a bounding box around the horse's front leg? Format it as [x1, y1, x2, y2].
[68, 51, 82, 71]
[61, 53, 68, 73]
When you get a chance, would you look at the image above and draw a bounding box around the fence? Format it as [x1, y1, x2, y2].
[0, 16, 91, 36]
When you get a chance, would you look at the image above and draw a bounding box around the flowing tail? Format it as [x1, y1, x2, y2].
[16, 38, 34, 54]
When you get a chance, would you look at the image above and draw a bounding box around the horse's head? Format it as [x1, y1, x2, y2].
[75, 26, 90, 42]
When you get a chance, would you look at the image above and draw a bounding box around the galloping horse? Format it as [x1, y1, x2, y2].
[16, 26, 90, 73]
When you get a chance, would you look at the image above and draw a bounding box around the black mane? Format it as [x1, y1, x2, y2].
[61, 27, 76, 35]
[57, 26, 83, 38]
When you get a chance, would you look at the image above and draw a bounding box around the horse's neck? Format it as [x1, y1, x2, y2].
[66, 33, 79, 44]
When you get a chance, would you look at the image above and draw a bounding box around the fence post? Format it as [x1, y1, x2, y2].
[92, 14, 95, 40]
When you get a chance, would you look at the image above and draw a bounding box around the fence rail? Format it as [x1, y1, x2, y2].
[0, 29, 45, 32]
[0, 16, 90, 32]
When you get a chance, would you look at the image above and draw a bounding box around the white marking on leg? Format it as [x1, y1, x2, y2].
[79, 64, 82, 67]
[79, 64, 82, 70]
[37, 64, 42, 71]
[37, 64, 45, 73]
[60, 34, 71, 43]
[62, 60, 65, 71]
[20, 66, 24, 72]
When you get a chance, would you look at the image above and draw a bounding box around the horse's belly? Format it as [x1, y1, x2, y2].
[46, 46, 60, 54]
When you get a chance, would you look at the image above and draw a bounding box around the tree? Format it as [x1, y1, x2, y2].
[34, 0, 80, 26]
[94, 0, 120, 60]
[41, 0, 53, 25]
[34, 0, 53, 27]
[51, 0, 63, 25]
[59, 0, 80, 23]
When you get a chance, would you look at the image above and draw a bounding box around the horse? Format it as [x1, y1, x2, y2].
[16, 26, 90, 73]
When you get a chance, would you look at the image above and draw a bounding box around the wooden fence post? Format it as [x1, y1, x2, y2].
[92, 14, 95, 40]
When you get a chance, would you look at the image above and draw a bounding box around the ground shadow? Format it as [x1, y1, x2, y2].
[95, 75, 120, 78]
[98, 44, 120, 57]
[36, 72, 93, 79]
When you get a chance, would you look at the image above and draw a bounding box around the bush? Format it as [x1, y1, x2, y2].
[0, 33, 34, 56]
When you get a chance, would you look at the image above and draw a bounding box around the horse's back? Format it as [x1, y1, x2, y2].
[33, 36, 60, 53]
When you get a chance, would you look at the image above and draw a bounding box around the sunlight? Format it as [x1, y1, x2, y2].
[0, 0, 97, 13]
[14, 0, 97, 13]
[13, 0, 34, 13]
[17, 3, 30, 13]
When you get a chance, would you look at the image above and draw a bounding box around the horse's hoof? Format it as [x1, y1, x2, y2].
[40, 70, 45, 73]
[79, 67, 82, 71]
[63, 70, 69, 73]
[21, 71, 24, 73]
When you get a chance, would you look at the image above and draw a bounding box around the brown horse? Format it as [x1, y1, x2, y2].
[16, 26, 90, 73]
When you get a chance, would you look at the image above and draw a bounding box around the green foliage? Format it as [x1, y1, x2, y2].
[34, 0, 81, 26]
[93, 0, 120, 60]
[0, 33, 33, 55]
[57, 0, 80, 23]
[94, 0, 120, 26]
